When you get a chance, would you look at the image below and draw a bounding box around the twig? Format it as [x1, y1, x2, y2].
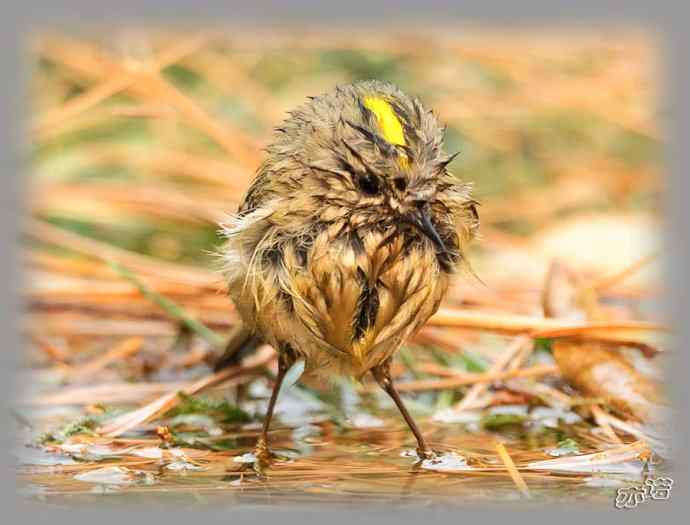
[430, 308, 667, 352]
[430, 307, 667, 337]
[590, 405, 623, 445]
[503, 380, 574, 409]
[449, 336, 531, 414]
[506, 340, 535, 372]
[590, 404, 624, 444]
[495, 441, 530, 498]
[594, 410, 667, 451]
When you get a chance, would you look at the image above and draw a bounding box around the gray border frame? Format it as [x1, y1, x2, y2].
[2, 1, 686, 523]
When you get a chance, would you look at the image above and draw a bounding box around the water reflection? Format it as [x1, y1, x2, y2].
[17, 404, 655, 509]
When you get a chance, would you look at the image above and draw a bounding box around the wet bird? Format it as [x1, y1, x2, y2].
[217, 80, 479, 461]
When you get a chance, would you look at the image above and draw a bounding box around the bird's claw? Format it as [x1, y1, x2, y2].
[251, 438, 290, 477]
[416, 448, 438, 462]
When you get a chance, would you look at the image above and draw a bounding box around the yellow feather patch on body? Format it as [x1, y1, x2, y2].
[363, 96, 406, 147]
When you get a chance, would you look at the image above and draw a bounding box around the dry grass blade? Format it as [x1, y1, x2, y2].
[64, 337, 143, 381]
[36, 37, 259, 167]
[590, 404, 624, 444]
[28, 251, 118, 280]
[591, 250, 661, 292]
[34, 76, 133, 135]
[33, 34, 211, 136]
[395, 364, 558, 392]
[30, 334, 71, 363]
[107, 260, 225, 348]
[137, 71, 261, 168]
[28, 315, 180, 338]
[430, 308, 666, 338]
[592, 410, 667, 452]
[30, 181, 230, 225]
[542, 260, 665, 424]
[25, 382, 188, 406]
[26, 219, 219, 288]
[530, 324, 667, 344]
[97, 345, 275, 437]
[503, 380, 574, 409]
[526, 441, 649, 472]
[448, 335, 531, 414]
[495, 441, 530, 498]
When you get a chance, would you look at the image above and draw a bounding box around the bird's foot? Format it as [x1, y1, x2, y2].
[416, 447, 438, 462]
[251, 437, 290, 477]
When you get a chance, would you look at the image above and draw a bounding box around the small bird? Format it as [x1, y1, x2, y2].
[218, 80, 478, 461]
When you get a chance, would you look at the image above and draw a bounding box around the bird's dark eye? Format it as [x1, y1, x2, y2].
[393, 177, 407, 192]
[356, 173, 381, 195]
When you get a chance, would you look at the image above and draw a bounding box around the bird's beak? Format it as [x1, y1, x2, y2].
[405, 207, 447, 254]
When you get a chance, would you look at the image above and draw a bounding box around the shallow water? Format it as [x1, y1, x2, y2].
[15, 391, 658, 510]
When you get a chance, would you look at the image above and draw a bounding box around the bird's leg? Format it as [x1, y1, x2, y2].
[371, 357, 434, 460]
[254, 351, 294, 464]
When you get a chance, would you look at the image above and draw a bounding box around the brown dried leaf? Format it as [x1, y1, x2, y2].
[552, 339, 662, 423]
[542, 259, 665, 423]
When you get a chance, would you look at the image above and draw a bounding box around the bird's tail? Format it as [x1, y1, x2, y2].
[213, 323, 262, 371]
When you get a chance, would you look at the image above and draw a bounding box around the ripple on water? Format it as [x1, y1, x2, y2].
[349, 413, 385, 429]
[74, 466, 136, 485]
[421, 452, 472, 472]
[165, 461, 206, 471]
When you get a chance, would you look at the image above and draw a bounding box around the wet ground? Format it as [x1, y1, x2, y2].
[15, 377, 660, 510]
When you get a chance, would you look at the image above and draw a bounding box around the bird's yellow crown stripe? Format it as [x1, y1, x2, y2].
[363, 96, 406, 147]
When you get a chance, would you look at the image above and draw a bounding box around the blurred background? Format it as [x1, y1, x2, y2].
[27, 27, 662, 290]
[18, 26, 668, 505]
